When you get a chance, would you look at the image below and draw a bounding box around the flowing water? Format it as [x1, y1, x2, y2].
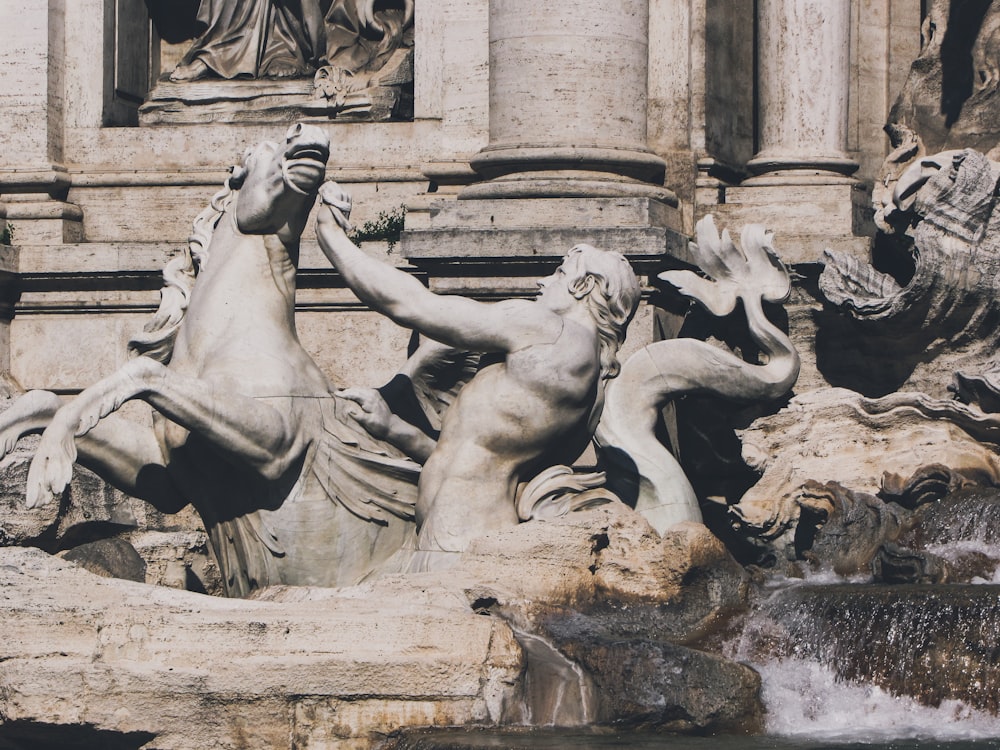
[395, 506, 1000, 748]
[513, 628, 598, 726]
[724, 578, 1000, 743]
[390, 730, 999, 749]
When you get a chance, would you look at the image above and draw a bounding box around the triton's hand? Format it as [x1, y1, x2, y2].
[318, 181, 353, 233]
[337, 387, 393, 439]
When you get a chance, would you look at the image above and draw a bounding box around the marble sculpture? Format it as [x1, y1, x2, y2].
[170, 0, 412, 82]
[0, 125, 806, 596]
[164, 0, 415, 120]
[597, 216, 801, 534]
[169, 0, 328, 80]
[316, 183, 641, 569]
[0, 125, 423, 597]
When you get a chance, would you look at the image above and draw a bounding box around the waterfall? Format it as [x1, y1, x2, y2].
[727, 581, 1000, 740]
[512, 628, 599, 727]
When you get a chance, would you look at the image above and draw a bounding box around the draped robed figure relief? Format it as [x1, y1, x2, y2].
[168, 0, 414, 82]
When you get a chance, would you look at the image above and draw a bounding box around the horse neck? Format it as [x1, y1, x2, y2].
[209, 211, 301, 304]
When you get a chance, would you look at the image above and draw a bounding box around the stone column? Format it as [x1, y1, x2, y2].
[461, 0, 674, 202]
[746, 0, 858, 182]
[402, 0, 685, 362]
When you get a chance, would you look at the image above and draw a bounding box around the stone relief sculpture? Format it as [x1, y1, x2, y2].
[0, 125, 426, 597]
[595, 216, 800, 535]
[148, 0, 415, 122]
[315, 183, 641, 569]
[168, 0, 329, 81]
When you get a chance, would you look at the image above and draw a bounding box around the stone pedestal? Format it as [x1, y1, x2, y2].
[403, 197, 686, 280]
[401, 196, 685, 374]
[1, 190, 83, 245]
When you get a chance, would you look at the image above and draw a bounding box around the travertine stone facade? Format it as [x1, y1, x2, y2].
[0, 0, 919, 393]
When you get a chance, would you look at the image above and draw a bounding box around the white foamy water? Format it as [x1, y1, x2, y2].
[926, 540, 1000, 583]
[754, 658, 1000, 742]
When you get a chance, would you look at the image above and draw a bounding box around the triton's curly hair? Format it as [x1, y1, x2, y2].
[562, 243, 641, 380]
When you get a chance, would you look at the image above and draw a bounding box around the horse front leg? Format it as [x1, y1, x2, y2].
[27, 356, 305, 507]
[0, 390, 62, 458]
[0, 389, 186, 512]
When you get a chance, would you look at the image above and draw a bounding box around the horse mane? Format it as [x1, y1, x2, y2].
[128, 184, 234, 363]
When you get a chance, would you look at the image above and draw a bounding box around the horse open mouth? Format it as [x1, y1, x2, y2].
[283, 142, 331, 194]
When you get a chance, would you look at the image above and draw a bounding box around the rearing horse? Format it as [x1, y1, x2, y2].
[0, 124, 418, 596]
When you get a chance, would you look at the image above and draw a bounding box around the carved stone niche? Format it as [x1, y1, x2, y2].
[140, 0, 414, 125]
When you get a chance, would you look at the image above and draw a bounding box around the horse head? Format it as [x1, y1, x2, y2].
[228, 123, 331, 243]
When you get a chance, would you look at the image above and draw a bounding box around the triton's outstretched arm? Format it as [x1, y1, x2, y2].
[315, 182, 557, 353]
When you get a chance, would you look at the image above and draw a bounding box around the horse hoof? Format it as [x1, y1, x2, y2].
[0, 390, 61, 460]
[25, 431, 76, 508]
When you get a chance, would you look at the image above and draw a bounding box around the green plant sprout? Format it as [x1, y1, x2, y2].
[348, 206, 406, 252]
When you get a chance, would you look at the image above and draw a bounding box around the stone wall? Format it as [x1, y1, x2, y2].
[0, 0, 922, 393]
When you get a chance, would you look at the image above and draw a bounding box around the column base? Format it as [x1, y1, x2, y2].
[464, 144, 676, 204]
[745, 154, 860, 184]
[470, 144, 668, 181]
[459, 173, 678, 204]
[3, 196, 84, 244]
[401, 196, 686, 277]
[709, 177, 872, 265]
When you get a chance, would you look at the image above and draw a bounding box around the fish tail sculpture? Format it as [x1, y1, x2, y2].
[595, 215, 800, 534]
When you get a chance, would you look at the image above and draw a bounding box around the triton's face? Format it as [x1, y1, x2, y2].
[536, 262, 575, 311]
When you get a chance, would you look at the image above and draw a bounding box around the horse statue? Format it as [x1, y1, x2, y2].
[0, 124, 422, 597]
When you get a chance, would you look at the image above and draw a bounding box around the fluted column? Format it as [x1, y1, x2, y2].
[747, 0, 858, 182]
[461, 0, 675, 202]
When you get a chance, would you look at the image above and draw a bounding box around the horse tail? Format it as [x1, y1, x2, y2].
[595, 216, 800, 534]
[128, 185, 234, 363]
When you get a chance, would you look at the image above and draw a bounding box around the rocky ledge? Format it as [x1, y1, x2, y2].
[0, 505, 760, 749]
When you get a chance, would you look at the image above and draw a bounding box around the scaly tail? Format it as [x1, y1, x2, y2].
[595, 215, 800, 534]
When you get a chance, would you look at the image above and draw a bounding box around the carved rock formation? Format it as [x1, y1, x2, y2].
[887, 0, 1000, 163]
[0, 505, 762, 747]
[821, 149, 1000, 396]
[728, 388, 1000, 570]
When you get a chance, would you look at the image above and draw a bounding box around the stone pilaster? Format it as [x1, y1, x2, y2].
[0, 0, 82, 244]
